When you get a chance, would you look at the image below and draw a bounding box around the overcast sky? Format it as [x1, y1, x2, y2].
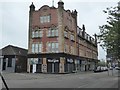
[0, 0, 119, 60]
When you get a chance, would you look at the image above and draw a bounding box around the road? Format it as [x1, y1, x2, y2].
[1, 70, 119, 88]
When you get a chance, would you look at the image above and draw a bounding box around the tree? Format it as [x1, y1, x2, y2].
[98, 2, 120, 62]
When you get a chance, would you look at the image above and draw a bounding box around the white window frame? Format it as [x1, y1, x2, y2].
[32, 31, 35, 38]
[39, 43, 42, 52]
[32, 44, 35, 53]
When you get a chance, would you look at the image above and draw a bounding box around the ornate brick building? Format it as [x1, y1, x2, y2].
[27, 1, 98, 73]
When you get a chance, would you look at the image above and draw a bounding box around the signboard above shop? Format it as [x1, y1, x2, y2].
[67, 59, 73, 63]
[47, 59, 59, 63]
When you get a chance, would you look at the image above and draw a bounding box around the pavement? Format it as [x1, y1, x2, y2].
[2, 71, 93, 80]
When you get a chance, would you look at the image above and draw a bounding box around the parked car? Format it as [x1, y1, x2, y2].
[109, 67, 113, 70]
[102, 66, 108, 71]
[115, 67, 120, 70]
[93, 66, 103, 72]
[93, 66, 108, 72]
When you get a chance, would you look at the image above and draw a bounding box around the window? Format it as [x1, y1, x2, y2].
[39, 30, 43, 37]
[64, 31, 68, 38]
[40, 15, 51, 23]
[70, 34, 75, 41]
[39, 43, 42, 52]
[32, 30, 43, 38]
[32, 31, 35, 38]
[51, 30, 55, 36]
[55, 29, 58, 36]
[55, 43, 59, 52]
[35, 43, 39, 53]
[47, 29, 51, 37]
[47, 16, 50, 22]
[47, 42, 59, 53]
[32, 43, 42, 53]
[47, 28, 58, 37]
[32, 44, 35, 53]
[35, 31, 39, 37]
[52, 43, 55, 52]
[40, 16, 44, 23]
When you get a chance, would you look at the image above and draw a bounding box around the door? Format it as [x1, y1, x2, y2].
[3, 62, 6, 70]
[54, 63, 59, 73]
[47, 62, 52, 73]
[30, 65, 33, 73]
[36, 64, 41, 73]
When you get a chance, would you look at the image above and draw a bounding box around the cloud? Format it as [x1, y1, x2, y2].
[2, 2, 29, 49]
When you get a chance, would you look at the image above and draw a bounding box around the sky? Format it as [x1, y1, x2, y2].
[0, 0, 119, 60]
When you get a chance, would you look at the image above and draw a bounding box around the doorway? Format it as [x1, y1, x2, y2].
[3, 62, 6, 70]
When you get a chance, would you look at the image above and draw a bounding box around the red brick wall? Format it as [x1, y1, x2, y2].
[31, 6, 59, 53]
[32, 6, 58, 28]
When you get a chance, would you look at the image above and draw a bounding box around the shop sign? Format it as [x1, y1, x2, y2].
[67, 59, 73, 63]
[29, 58, 38, 64]
[48, 59, 59, 63]
[82, 61, 87, 65]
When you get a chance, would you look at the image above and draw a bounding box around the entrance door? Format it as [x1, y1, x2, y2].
[30, 65, 33, 73]
[36, 64, 41, 73]
[54, 63, 59, 73]
[47, 62, 52, 73]
[3, 62, 6, 70]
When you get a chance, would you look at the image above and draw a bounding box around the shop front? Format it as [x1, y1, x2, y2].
[47, 58, 60, 73]
[81, 60, 87, 71]
[29, 58, 42, 73]
[64, 58, 75, 73]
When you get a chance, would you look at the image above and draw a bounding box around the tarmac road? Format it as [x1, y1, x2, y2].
[1, 70, 119, 88]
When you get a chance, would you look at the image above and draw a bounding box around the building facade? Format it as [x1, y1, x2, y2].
[27, 1, 98, 73]
[0, 45, 28, 73]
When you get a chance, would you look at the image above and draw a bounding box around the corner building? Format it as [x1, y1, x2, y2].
[27, 1, 98, 73]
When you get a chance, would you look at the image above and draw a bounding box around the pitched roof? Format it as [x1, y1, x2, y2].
[0, 45, 28, 56]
